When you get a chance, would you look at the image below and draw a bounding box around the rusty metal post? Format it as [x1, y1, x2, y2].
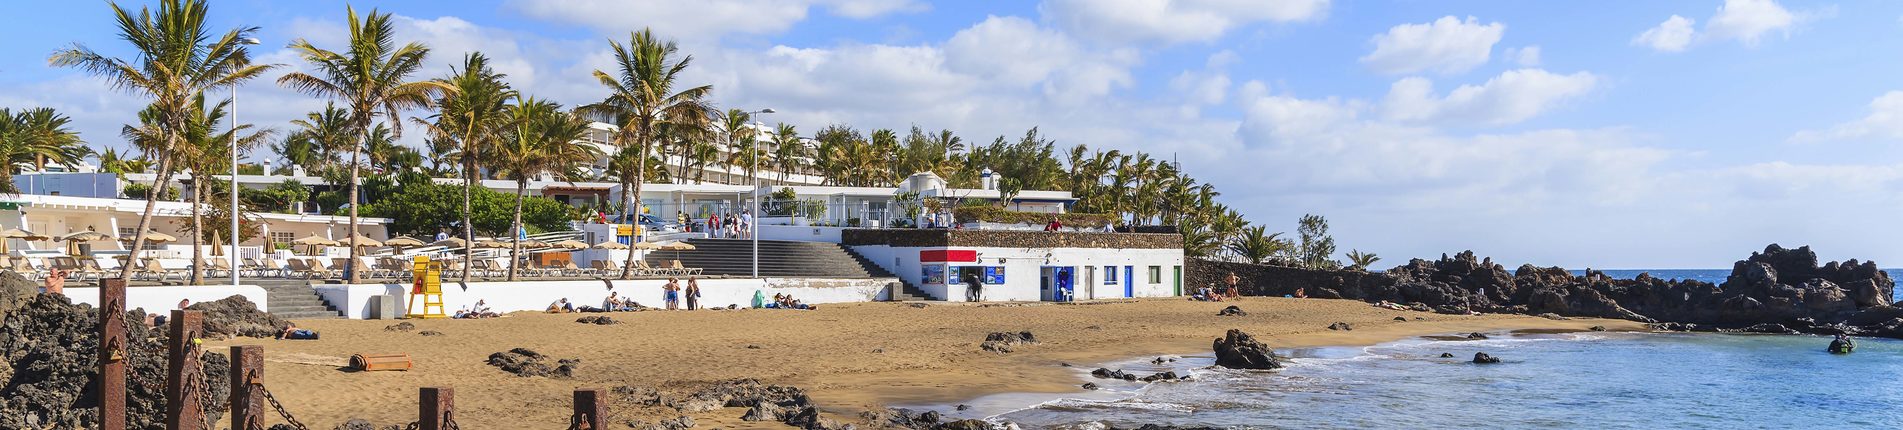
[419, 387, 453, 430]
[229, 345, 264, 430]
[99, 278, 128, 430]
[572, 389, 606, 430]
[165, 310, 204, 430]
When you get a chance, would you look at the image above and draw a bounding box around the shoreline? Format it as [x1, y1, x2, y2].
[209, 297, 1646, 428]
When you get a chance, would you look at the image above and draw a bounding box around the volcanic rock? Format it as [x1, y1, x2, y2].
[575, 315, 620, 325]
[979, 331, 1037, 353]
[1327, 322, 1353, 331]
[188, 295, 292, 340]
[1473, 352, 1500, 364]
[1212, 329, 1281, 370]
[383, 322, 415, 332]
[485, 348, 579, 378]
[1216, 305, 1246, 316]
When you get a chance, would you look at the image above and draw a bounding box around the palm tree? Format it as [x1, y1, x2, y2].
[719, 108, 753, 183]
[279, 6, 447, 283]
[281, 104, 355, 174]
[419, 53, 513, 283]
[769, 123, 804, 183]
[0, 108, 90, 194]
[53, 0, 275, 280]
[1346, 250, 1381, 271]
[169, 94, 269, 284]
[363, 124, 422, 174]
[1227, 226, 1290, 265]
[492, 97, 598, 280]
[584, 28, 714, 279]
[97, 147, 151, 176]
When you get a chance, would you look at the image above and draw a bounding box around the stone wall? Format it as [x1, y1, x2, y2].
[1186, 258, 1395, 297]
[842, 228, 1182, 249]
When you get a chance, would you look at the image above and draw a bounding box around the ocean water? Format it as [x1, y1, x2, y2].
[987, 332, 1903, 429]
[1568, 268, 1903, 303]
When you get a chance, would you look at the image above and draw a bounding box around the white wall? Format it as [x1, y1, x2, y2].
[315, 277, 896, 319]
[64, 284, 270, 314]
[850, 244, 1184, 302]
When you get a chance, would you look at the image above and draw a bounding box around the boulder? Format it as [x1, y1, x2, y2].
[1472, 352, 1500, 364]
[1465, 332, 1488, 340]
[1438, 353, 1455, 358]
[1216, 305, 1247, 316]
[980, 331, 1037, 353]
[1393, 317, 1407, 322]
[188, 295, 293, 339]
[1212, 329, 1281, 370]
[485, 348, 579, 378]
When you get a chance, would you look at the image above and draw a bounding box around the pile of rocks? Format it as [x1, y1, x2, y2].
[575, 316, 620, 325]
[187, 295, 292, 340]
[979, 331, 1037, 353]
[484, 348, 579, 378]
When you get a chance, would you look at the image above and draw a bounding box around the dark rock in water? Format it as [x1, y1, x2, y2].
[783, 405, 847, 430]
[1139, 371, 1180, 382]
[1394, 316, 1408, 322]
[1466, 332, 1489, 340]
[189, 295, 293, 339]
[1589, 325, 1608, 332]
[1741, 323, 1798, 334]
[938, 420, 991, 430]
[980, 331, 1038, 353]
[1439, 353, 1455, 358]
[1328, 322, 1353, 331]
[485, 348, 579, 378]
[877, 408, 942, 427]
[1090, 368, 1129, 380]
[575, 315, 620, 325]
[1081, 382, 1099, 390]
[1473, 352, 1501, 364]
[0, 289, 233, 429]
[1212, 329, 1282, 369]
[418, 330, 445, 337]
[955, 404, 971, 411]
[1216, 305, 1247, 316]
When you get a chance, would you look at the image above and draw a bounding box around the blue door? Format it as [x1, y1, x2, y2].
[1123, 266, 1134, 297]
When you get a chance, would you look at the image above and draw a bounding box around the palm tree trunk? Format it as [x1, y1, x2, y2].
[462, 158, 475, 283]
[507, 179, 526, 282]
[346, 133, 362, 284]
[622, 142, 646, 279]
[188, 178, 204, 285]
[120, 154, 176, 281]
[618, 175, 633, 279]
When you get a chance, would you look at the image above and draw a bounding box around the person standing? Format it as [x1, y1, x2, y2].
[663, 277, 682, 310]
[685, 277, 702, 310]
[740, 211, 754, 239]
[964, 273, 984, 302]
[1224, 272, 1242, 298]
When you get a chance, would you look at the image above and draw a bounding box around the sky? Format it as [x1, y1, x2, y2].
[2, 0, 1901, 269]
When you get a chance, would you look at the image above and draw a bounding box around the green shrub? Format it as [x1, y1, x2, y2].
[952, 206, 1114, 228]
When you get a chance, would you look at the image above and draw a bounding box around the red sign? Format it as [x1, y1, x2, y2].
[920, 249, 977, 263]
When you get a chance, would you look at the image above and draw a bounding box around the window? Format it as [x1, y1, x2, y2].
[271, 232, 295, 243]
[118, 227, 136, 237]
[1104, 266, 1118, 284]
[1148, 266, 1162, 284]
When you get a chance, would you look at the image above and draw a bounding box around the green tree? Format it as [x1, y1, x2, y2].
[278, 5, 448, 283]
[0, 108, 90, 193]
[169, 94, 269, 284]
[1296, 214, 1339, 269]
[719, 108, 755, 182]
[769, 123, 805, 183]
[584, 28, 714, 279]
[240, 179, 310, 213]
[1227, 225, 1291, 265]
[492, 97, 598, 280]
[52, 0, 276, 280]
[420, 53, 514, 283]
[97, 147, 151, 176]
[1346, 249, 1381, 271]
[361, 181, 570, 239]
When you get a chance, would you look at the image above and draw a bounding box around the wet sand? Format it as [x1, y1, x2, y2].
[204, 297, 1644, 428]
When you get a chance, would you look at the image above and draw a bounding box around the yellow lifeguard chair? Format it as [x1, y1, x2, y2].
[406, 255, 448, 319]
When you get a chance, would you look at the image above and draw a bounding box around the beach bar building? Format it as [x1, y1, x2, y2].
[844, 229, 1185, 302]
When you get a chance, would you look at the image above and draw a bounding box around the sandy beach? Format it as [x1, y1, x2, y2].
[205, 297, 1643, 428]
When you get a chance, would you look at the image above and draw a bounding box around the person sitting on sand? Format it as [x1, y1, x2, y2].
[603, 292, 622, 311]
[547, 298, 574, 313]
[663, 278, 682, 310]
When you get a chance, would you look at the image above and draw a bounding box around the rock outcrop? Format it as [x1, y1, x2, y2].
[1, 287, 231, 429]
[1191, 244, 1902, 338]
[979, 331, 1037, 353]
[1211, 329, 1281, 370]
[187, 295, 292, 340]
[485, 348, 579, 378]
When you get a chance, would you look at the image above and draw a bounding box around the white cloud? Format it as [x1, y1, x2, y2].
[1360, 16, 1504, 75]
[1505, 45, 1541, 67]
[504, 0, 922, 41]
[1634, 15, 1696, 52]
[1039, 0, 1329, 45]
[1790, 91, 1903, 142]
[1705, 0, 1796, 46]
[1380, 68, 1599, 126]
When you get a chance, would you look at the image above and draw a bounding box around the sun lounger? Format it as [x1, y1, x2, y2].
[75, 257, 110, 280]
[137, 258, 170, 282]
[670, 260, 702, 276]
[207, 258, 235, 278]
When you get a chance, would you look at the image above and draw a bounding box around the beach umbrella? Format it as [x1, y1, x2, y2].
[120, 230, 177, 244]
[384, 236, 424, 254]
[475, 239, 511, 249]
[292, 234, 337, 256]
[429, 237, 470, 248]
[661, 242, 696, 251]
[59, 231, 113, 256]
[518, 239, 550, 249]
[628, 241, 661, 250]
[551, 239, 588, 250]
[337, 234, 383, 248]
[591, 241, 629, 250]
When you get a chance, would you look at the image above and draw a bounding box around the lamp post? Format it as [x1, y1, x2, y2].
[231, 37, 260, 286]
[746, 108, 775, 278]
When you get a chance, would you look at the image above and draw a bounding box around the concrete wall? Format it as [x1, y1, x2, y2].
[757, 224, 846, 242]
[64, 284, 270, 313]
[851, 244, 1183, 302]
[314, 277, 896, 319]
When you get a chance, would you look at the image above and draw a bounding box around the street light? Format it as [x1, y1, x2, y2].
[745, 108, 775, 278]
[231, 37, 260, 286]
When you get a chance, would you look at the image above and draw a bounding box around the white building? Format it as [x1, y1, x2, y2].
[0, 193, 388, 260]
[844, 230, 1184, 302]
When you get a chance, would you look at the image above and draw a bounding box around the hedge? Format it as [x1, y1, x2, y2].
[952, 206, 1114, 228]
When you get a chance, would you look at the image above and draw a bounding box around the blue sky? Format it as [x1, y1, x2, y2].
[4, 0, 1901, 268]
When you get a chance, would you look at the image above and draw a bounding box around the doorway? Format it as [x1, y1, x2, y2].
[1040, 266, 1075, 302]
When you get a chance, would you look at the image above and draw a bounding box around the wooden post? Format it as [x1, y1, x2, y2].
[99, 278, 127, 430]
[165, 310, 205, 430]
[419, 387, 453, 430]
[572, 389, 606, 430]
[229, 345, 264, 430]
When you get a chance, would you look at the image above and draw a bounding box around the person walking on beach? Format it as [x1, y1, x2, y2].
[685, 277, 702, 310]
[663, 277, 682, 310]
[965, 273, 984, 302]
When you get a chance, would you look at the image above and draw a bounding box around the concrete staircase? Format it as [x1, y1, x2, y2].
[645, 238, 935, 301]
[259, 282, 344, 319]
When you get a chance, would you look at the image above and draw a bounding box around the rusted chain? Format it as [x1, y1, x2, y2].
[255, 382, 310, 430]
[443, 410, 460, 430]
